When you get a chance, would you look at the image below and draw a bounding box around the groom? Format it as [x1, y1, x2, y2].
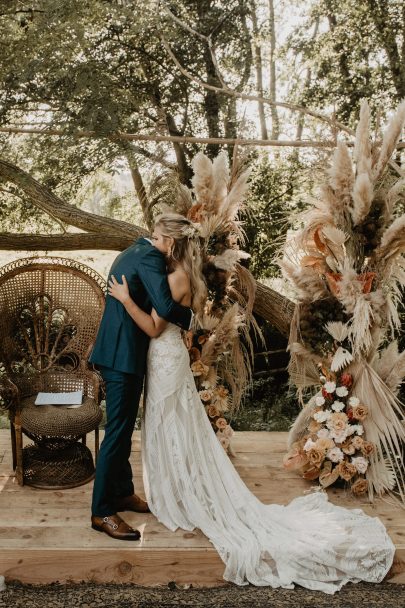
[89, 233, 193, 540]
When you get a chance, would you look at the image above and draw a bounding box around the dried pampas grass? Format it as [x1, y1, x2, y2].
[373, 99, 405, 181]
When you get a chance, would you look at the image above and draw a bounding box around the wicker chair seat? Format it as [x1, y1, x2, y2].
[21, 395, 102, 438]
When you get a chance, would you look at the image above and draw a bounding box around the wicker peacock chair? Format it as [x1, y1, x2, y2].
[0, 256, 106, 489]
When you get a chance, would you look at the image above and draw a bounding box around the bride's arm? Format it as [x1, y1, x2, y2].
[108, 274, 189, 338]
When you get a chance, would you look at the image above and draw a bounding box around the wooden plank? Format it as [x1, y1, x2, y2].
[0, 548, 226, 586]
[0, 428, 404, 588]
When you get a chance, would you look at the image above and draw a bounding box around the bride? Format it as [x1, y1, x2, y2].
[108, 212, 395, 594]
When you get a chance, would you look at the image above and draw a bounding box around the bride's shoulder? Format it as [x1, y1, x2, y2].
[168, 267, 190, 287]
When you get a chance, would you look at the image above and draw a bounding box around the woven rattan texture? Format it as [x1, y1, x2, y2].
[23, 441, 95, 487]
[21, 395, 102, 438]
[0, 256, 106, 379]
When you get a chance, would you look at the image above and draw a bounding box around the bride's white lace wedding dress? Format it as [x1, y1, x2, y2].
[141, 324, 395, 594]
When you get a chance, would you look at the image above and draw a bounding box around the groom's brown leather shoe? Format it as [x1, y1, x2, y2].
[114, 493, 151, 513]
[91, 513, 141, 540]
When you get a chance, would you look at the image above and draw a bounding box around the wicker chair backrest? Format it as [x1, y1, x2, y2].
[0, 257, 106, 391]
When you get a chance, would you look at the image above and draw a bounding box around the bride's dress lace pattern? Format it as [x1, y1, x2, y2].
[142, 324, 395, 594]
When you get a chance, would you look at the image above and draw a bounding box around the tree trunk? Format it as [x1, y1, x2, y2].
[268, 0, 279, 140]
[251, 5, 268, 140]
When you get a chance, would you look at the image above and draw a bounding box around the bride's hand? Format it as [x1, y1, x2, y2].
[108, 274, 130, 304]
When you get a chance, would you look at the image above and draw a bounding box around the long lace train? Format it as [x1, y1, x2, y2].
[141, 324, 395, 594]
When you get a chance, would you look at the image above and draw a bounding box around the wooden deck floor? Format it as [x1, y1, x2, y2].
[0, 429, 404, 586]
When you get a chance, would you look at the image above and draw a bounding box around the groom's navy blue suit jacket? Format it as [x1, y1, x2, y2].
[89, 237, 192, 376]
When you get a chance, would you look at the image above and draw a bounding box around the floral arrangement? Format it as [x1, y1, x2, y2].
[172, 151, 259, 453]
[281, 99, 405, 501]
[285, 364, 374, 495]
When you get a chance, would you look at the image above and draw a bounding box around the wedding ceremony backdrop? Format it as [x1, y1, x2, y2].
[0, 0, 404, 588]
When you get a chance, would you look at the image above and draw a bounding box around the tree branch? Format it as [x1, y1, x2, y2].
[0, 159, 141, 239]
[0, 232, 137, 251]
[158, 30, 355, 136]
[0, 126, 341, 148]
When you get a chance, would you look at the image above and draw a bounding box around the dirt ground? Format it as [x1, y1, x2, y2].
[0, 582, 404, 608]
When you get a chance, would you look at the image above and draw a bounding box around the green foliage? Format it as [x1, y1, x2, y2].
[242, 152, 310, 279]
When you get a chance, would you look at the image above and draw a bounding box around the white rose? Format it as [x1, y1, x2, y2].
[324, 381, 336, 393]
[327, 447, 344, 463]
[351, 456, 368, 474]
[315, 394, 326, 406]
[348, 396, 360, 407]
[336, 386, 349, 397]
[353, 424, 364, 435]
[329, 428, 348, 444]
[304, 438, 317, 452]
[331, 400, 345, 412]
[317, 428, 330, 439]
[314, 410, 331, 423]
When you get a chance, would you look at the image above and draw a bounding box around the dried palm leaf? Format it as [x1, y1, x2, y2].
[324, 321, 350, 342]
[330, 346, 353, 371]
[349, 360, 405, 502]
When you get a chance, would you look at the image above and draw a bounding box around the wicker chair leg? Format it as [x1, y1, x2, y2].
[10, 421, 17, 471]
[14, 417, 24, 486]
[95, 426, 99, 463]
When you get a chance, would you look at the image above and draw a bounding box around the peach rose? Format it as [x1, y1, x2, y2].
[199, 390, 212, 402]
[351, 477, 368, 496]
[308, 420, 322, 433]
[351, 435, 364, 450]
[302, 465, 321, 480]
[307, 448, 325, 468]
[352, 404, 368, 421]
[191, 360, 209, 377]
[341, 439, 356, 455]
[216, 417, 227, 430]
[361, 441, 374, 457]
[215, 386, 229, 399]
[337, 461, 357, 481]
[328, 412, 348, 431]
[207, 405, 220, 418]
[315, 438, 334, 451]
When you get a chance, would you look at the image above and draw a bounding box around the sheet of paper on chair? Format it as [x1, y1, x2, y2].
[35, 390, 83, 406]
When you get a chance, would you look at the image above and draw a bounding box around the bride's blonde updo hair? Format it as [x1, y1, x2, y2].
[154, 212, 207, 317]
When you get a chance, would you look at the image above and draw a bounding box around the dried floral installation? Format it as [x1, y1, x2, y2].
[281, 99, 405, 501]
[171, 150, 260, 454]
